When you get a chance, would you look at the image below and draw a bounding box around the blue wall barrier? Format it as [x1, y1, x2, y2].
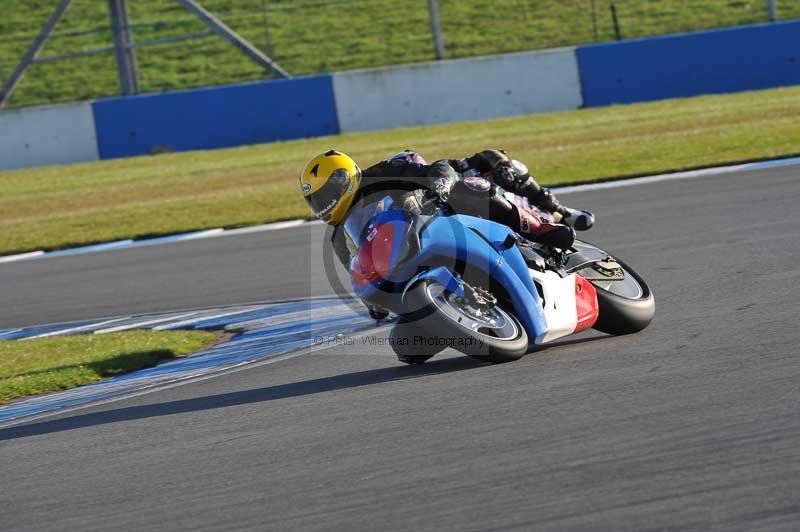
[577, 20, 800, 107]
[4, 21, 800, 170]
[92, 75, 339, 159]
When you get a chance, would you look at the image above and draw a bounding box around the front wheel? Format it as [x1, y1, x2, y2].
[404, 280, 529, 363]
[389, 319, 445, 364]
[580, 257, 655, 336]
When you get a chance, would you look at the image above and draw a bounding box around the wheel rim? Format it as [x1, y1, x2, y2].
[582, 264, 644, 299]
[424, 283, 519, 341]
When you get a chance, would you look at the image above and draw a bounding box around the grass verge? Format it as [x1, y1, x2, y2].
[1, 84, 800, 255]
[2, 1, 799, 108]
[0, 330, 217, 405]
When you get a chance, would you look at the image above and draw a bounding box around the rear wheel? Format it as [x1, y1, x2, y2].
[404, 280, 529, 363]
[579, 257, 655, 335]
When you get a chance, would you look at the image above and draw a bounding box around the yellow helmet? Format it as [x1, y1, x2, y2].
[300, 150, 362, 225]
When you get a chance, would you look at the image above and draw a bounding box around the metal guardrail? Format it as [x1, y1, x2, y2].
[0, 0, 290, 109]
[0, 0, 793, 109]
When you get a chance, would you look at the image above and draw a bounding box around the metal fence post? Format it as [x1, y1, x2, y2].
[261, 0, 275, 59]
[766, 0, 778, 21]
[610, 2, 622, 41]
[177, 0, 290, 78]
[108, 0, 140, 96]
[427, 0, 446, 59]
[0, 0, 73, 108]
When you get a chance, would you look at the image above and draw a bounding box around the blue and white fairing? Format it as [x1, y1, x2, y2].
[346, 197, 549, 344]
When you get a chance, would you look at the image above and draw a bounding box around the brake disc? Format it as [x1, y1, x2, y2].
[581, 260, 626, 281]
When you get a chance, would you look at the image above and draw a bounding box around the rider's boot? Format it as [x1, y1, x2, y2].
[558, 204, 596, 232]
[513, 205, 575, 250]
[517, 179, 595, 231]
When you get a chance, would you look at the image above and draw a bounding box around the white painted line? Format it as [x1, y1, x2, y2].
[221, 219, 320, 237]
[151, 306, 264, 330]
[46, 239, 135, 256]
[178, 228, 225, 240]
[552, 156, 800, 195]
[0, 251, 44, 263]
[94, 312, 199, 334]
[25, 317, 131, 339]
[0, 328, 22, 339]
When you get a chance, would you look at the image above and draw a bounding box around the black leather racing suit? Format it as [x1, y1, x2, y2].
[449, 150, 565, 216]
[330, 157, 574, 267]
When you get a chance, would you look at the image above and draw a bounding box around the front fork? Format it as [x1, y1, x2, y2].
[400, 266, 466, 303]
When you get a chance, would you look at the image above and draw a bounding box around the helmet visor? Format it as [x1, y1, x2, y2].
[306, 168, 354, 222]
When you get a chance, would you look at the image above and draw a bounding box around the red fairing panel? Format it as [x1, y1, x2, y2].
[573, 275, 599, 333]
[351, 223, 395, 286]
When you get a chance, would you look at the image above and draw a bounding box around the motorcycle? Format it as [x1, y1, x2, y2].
[345, 190, 655, 364]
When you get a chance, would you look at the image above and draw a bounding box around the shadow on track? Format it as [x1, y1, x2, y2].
[0, 356, 483, 441]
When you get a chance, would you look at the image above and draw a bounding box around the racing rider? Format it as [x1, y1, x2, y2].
[300, 149, 578, 274]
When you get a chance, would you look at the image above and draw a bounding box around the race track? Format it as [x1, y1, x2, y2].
[1, 164, 800, 531]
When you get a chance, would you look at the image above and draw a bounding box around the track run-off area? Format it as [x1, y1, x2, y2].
[1, 162, 799, 531]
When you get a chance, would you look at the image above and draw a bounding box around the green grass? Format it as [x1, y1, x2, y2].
[0, 330, 216, 404]
[1, 0, 799, 108]
[1, 84, 799, 255]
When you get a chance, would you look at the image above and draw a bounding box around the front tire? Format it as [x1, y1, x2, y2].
[389, 319, 444, 365]
[404, 280, 529, 363]
[586, 258, 655, 336]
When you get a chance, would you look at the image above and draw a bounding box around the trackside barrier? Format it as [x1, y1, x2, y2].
[577, 20, 800, 107]
[92, 75, 339, 159]
[332, 47, 582, 133]
[0, 102, 98, 171]
[2, 21, 800, 170]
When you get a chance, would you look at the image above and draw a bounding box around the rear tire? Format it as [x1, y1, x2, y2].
[589, 258, 655, 336]
[404, 280, 529, 363]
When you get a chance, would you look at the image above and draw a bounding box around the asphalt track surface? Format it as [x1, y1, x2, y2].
[2, 165, 800, 531]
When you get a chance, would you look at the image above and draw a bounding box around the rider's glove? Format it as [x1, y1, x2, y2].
[365, 303, 389, 322]
[432, 182, 450, 203]
[420, 185, 448, 215]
